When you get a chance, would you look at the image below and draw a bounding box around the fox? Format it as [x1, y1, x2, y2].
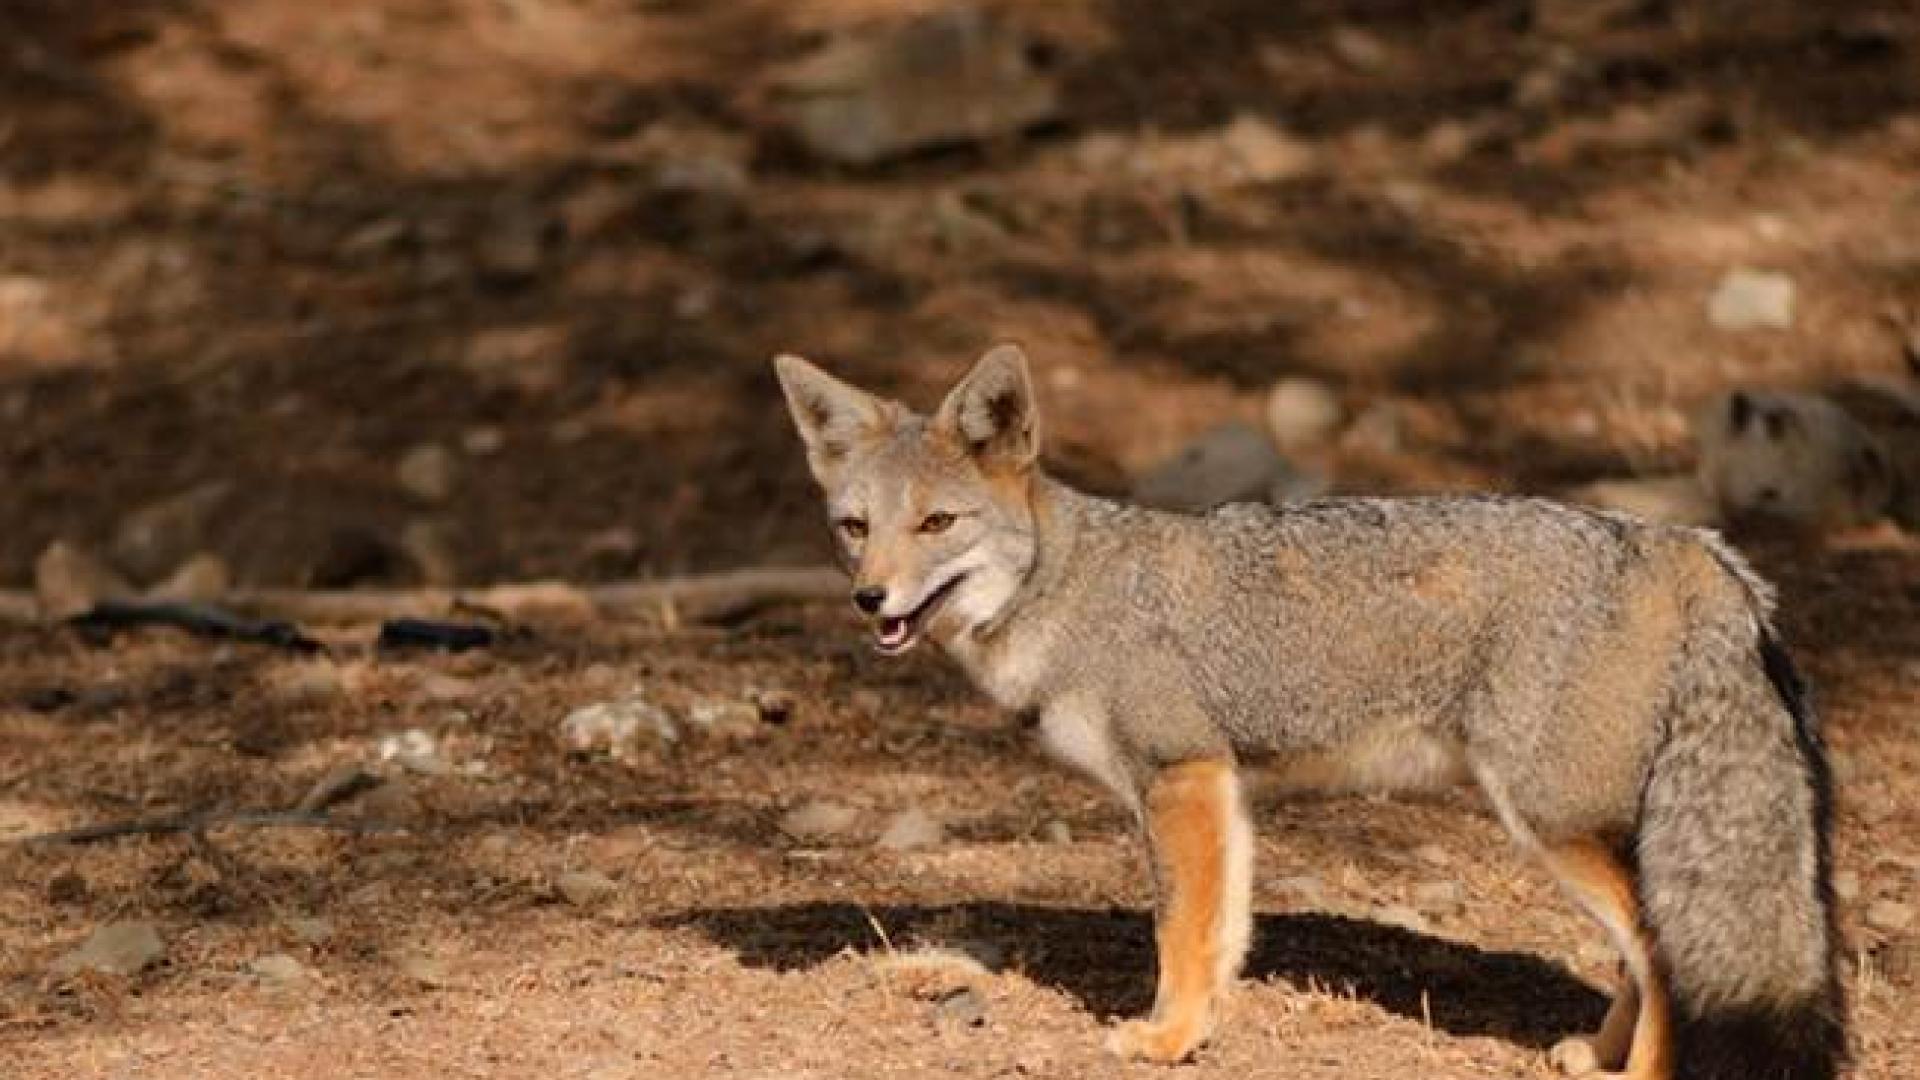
[773, 343, 1846, 1079]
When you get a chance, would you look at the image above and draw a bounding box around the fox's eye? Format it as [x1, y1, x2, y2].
[918, 511, 957, 534]
[836, 517, 868, 540]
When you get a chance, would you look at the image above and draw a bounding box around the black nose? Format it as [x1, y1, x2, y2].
[852, 587, 886, 615]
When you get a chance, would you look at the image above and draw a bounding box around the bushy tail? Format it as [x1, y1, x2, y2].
[1635, 627, 1846, 1080]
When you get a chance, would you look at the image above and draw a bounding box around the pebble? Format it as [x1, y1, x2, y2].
[561, 695, 677, 759]
[52, 921, 165, 977]
[1042, 820, 1073, 844]
[376, 729, 448, 775]
[780, 799, 862, 844]
[1707, 268, 1795, 330]
[396, 444, 457, 502]
[249, 953, 313, 986]
[556, 869, 620, 907]
[934, 986, 987, 1028]
[1133, 423, 1297, 513]
[1866, 899, 1913, 933]
[1265, 377, 1345, 450]
[685, 699, 765, 741]
[876, 807, 946, 852]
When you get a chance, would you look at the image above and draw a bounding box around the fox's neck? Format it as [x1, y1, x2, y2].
[967, 473, 1102, 641]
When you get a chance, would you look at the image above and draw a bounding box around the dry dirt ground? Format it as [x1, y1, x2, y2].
[2, 1, 1919, 1077]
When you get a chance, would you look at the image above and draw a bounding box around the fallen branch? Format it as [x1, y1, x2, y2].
[0, 566, 847, 627]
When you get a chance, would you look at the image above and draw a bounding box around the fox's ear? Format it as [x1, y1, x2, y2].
[773, 354, 891, 481]
[937, 343, 1040, 472]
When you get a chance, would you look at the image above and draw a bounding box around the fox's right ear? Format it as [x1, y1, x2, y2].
[772, 354, 891, 482]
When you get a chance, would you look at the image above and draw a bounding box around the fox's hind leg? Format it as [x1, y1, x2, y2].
[1107, 758, 1253, 1064]
[1538, 837, 1673, 1080]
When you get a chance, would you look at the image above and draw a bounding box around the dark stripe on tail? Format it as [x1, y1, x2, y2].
[1673, 632, 1845, 1080]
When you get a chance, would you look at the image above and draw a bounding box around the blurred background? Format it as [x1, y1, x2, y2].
[3, 3, 1918, 1077]
[4, 0, 1915, 593]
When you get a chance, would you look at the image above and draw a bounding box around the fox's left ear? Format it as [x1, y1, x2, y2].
[936, 343, 1040, 472]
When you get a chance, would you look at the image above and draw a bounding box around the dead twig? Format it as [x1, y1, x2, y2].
[14, 810, 409, 846]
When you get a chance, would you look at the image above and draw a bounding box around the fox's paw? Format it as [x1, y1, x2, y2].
[1106, 1017, 1206, 1065]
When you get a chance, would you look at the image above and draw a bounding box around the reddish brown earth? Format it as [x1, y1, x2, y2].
[2, 2, 1917, 1078]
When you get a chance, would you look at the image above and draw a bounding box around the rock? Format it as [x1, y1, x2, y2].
[1833, 871, 1861, 903]
[249, 953, 313, 986]
[1568, 475, 1720, 527]
[556, 869, 619, 907]
[749, 687, 798, 726]
[1411, 880, 1466, 915]
[396, 445, 456, 502]
[876, 807, 945, 852]
[146, 553, 230, 603]
[1133, 423, 1299, 513]
[767, 6, 1061, 166]
[1707, 269, 1796, 331]
[51, 921, 165, 977]
[1265, 378, 1345, 450]
[1694, 390, 1893, 530]
[780, 799, 862, 844]
[111, 481, 233, 581]
[1329, 26, 1391, 71]
[462, 426, 505, 456]
[561, 695, 677, 760]
[376, 729, 447, 776]
[1867, 899, 1914, 933]
[399, 520, 458, 587]
[274, 661, 347, 705]
[685, 699, 766, 741]
[1042, 820, 1073, 844]
[34, 541, 133, 620]
[463, 324, 569, 394]
[285, 917, 334, 945]
[394, 949, 456, 988]
[934, 986, 987, 1027]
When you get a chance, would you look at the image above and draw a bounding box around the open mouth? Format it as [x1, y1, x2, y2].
[873, 573, 967, 656]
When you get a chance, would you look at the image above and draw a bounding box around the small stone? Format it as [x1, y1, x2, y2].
[1707, 268, 1796, 331]
[249, 953, 313, 986]
[146, 553, 230, 603]
[556, 869, 619, 907]
[1834, 871, 1861, 903]
[394, 949, 455, 987]
[52, 921, 165, 977]
[285, 917, 334, 945]
[686, 700, 765, 741]
[1265, 378, 1345, 450]
[396, 445, 456, 502]
[462, 426, 505, 456]
[1866, 899, 1914, 933]
[376, 729, 447, 775]
[274, 661, 346, 705]
[1042, 820, 1073, 844]
[780, 799, 862, 844]
[561, 695, 677, 760]
[934, 987, 987, 1027]
[1329, 26, 1391, 71]
[35, 541, 132, 620]
[876, 807, 945, 852]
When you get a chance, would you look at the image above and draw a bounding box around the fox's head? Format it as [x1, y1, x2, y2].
[774, 344, 1042, 656]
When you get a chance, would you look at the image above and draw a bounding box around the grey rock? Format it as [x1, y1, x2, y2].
[767, 6, 1060, 166]
[249, 952, 313, 986]
[1133, 423, 1297, 513]
[934, 987, 987, 1027]
[1708, 268, 1796, 331]
[52, 921, 165, 977]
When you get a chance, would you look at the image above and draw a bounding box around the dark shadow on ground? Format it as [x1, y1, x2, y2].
[670, 900, 1608, 1049]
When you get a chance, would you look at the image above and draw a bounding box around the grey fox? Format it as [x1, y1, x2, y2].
[774, 344, 1845, 1079]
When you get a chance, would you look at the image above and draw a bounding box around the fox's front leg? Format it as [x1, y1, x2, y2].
[1108, 757, 1254, 1064]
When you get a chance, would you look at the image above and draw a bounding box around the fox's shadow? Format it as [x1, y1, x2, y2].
[668, 902, 1605, 1049]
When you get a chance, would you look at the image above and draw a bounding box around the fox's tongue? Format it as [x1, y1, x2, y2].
[876, 617, 912, 651]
